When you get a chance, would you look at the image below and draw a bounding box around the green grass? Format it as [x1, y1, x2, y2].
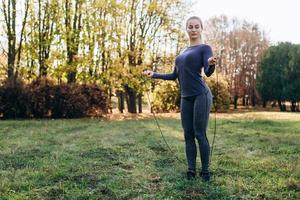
[0, 114, 299, 199]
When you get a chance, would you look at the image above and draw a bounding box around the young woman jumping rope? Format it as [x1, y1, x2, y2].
[143, 16, 217, 181]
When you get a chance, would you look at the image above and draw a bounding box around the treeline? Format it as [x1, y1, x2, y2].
[151, 15, 271, 112]
[204, 15, 269, 109]
[258, 42, 300, 112]
[1, 1, 297, 115]
[0, 0, 189, 116]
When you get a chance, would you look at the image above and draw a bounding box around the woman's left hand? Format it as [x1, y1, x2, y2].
[208, 57, 217, 66]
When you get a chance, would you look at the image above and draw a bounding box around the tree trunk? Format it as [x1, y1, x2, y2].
[67, 51, 76, 83]
[125, 85, 137, 113]
[242, 96, 245, 106]
[67, 67, 76, 83]
[108, 89, 113, 113]
[7, 55, 16, 81]
[234, 95, 238, 109]
[4, 0, 17, 81]
[137, 93, 142, 113]
[291, 101, 296, 112]
[278, 100, 282, 111]
[65, 0, 82, 84]
[251, 88, 256, 106]
[251, 95, 256, 106]
[262, 100, 267, 108]
[117, 90, 125, 113]
[278, 100, 286, 112]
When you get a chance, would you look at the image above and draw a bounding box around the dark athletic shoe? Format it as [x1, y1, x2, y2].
[186, 170, 196, 180]
[200, 171, 210, 182]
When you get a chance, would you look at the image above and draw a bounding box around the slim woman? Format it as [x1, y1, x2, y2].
[143, 16, 217, 181]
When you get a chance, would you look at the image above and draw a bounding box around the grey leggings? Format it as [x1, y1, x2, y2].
[180, 91, 213, 173]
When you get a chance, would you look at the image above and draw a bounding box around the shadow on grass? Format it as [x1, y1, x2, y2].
[0, 147, 51, 170]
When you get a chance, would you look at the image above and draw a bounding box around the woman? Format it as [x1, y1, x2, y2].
[143, 16, 217, 181]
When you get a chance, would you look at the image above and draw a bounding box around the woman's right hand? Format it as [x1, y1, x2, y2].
[142, 70, 154, 77]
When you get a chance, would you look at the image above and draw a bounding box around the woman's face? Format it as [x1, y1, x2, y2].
[186, 19, 202, 40]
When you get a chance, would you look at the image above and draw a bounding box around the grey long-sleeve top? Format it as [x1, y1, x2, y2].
[152, 44, 215, 97]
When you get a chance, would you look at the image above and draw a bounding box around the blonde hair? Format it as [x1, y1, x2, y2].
[186, 16, 203, 30]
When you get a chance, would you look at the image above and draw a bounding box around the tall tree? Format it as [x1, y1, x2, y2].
[2, 0, 29, 81]
[258, 42, 293, 111]
[64, 0, 83, 83]
[25, 0, 59, 77]
[124, 0, 184, 113]
[285, 44, 300, 111]
[37, 0, 58, 77]
[204, 16, 269, 108]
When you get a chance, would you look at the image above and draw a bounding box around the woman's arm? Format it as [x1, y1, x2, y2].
[143, 67, 177, 80]
[203, 45, 216, 77]
[152, 67, 177, 80]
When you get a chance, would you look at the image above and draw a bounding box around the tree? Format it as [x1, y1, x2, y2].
[123, 0, 185, 113]
[24, 0, 59, 77]
[64, 0, 83, 83]
[204, 16, 269, 108]
[284, 44, 300, 111]
[1, 0, 29, 81]
[257, 42, 300, 111]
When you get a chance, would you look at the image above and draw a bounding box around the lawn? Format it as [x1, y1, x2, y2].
[0, 112, 299, 199]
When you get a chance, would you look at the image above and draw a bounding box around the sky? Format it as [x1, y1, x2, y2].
[189, 0, 300, 44]
[1, 0, 299, 47]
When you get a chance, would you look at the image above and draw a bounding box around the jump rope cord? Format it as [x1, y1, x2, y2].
[146, 65, 219, 166]
[210, 64, 219, 164]
[146, 91, 185, 164]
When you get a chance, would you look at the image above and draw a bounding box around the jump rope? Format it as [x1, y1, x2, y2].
[145, 59, 219, 166]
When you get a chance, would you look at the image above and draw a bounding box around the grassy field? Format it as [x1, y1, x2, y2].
[0, 112, 299, 199]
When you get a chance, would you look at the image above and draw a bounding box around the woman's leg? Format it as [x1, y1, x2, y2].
[193, 92, 212, 173]
[180, 97, 197, 171]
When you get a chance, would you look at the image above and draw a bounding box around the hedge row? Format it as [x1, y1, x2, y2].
[152, 76, 231, 113]
[0, 79, 108, 119]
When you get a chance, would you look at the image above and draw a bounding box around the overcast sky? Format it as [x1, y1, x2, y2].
[189, 0, 300, 44]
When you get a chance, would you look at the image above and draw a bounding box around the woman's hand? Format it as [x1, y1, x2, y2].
[142, 70, 154, 77]
[208, 57, 217, 66]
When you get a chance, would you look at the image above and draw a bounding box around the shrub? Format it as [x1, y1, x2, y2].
[0, 80, 30, 119]
[205, 75, 231, 111]
[27, 78, 55, 118]
[51, 83, 89, 118]
[152, 81, 180, 112]
[151, 75, 230, 113]
[76, 84, 108, 117]
[0, 78, 108, 119]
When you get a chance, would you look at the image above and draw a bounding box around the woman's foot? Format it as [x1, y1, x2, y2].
[200, 171, 210, 182]
[186, 170, 196, 180]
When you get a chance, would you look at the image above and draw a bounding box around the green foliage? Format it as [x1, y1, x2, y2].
[285, 45, 300, 102]
[258, 43, 291, 101]
[257, 43, 300, 110]
[151, 75, 230, 112]
[152, 80, 180, 112]
[205, 75, 231, 111]
[99, 62, 152, 95]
